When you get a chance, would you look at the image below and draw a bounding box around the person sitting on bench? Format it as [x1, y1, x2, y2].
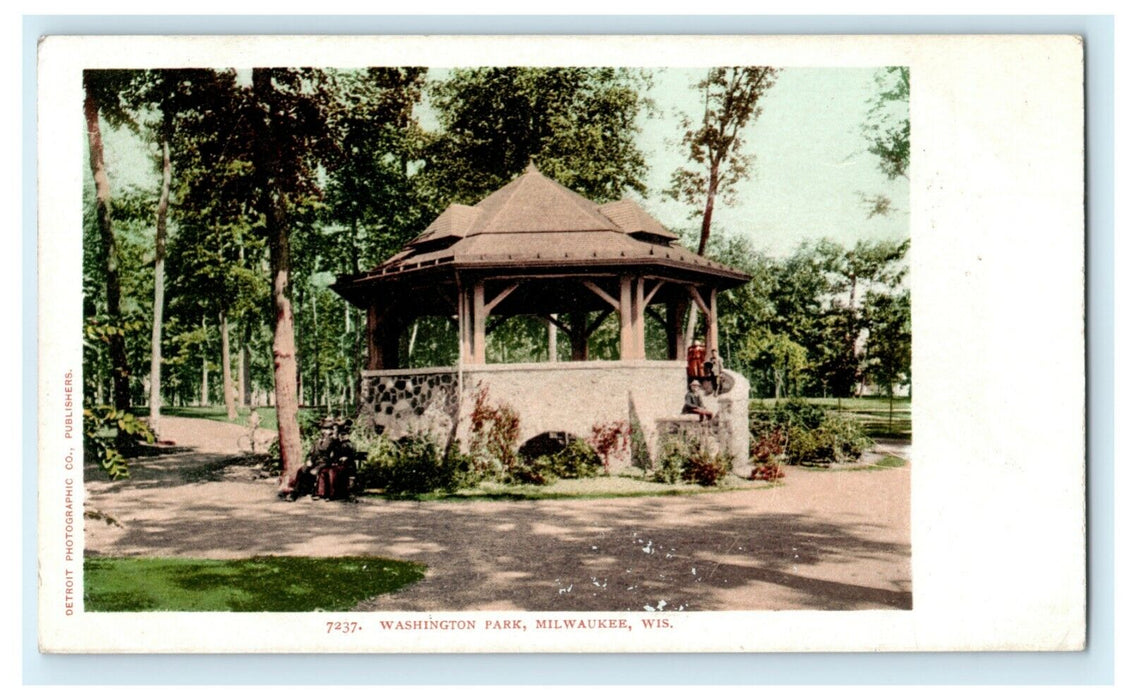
[682, 380, 713, 422]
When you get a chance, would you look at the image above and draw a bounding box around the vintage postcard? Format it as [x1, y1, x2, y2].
[37, 34, 1085, 653]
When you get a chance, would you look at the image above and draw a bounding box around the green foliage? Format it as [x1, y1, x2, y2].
[508, 457, 560, 486]
[84, 555, 426, 612]
[426, 67, 651, 206]
[863, 67, 910, 181]
[627, 396, 653, 473]
[654, 433, 732, 487]
[751, 399, 873, 465]
[538, 439, 603, 481]
[357, 432, 481, 496]
[83, 405, 156, 479]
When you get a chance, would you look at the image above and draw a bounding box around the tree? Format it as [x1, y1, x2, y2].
[739, 329, 809, 400]
[426, 67, 650, 206]
[250, 68, 336, 498]
[860, 67, 909, 218]
[123, 69, 213, 433]
[322, 68, 429, 273]
[83, 70, 137, 412]
[812, 238, 909, 397]
[862, 289, 911, 428]
[667, 67, 779, 256]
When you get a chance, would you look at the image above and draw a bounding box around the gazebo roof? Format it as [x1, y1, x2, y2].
[333, 164, 749, 306]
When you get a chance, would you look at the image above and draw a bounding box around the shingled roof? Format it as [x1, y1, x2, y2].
[335, 164, 749, 300]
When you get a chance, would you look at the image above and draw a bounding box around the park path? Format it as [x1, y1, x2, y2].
[84, 417, 911, 612]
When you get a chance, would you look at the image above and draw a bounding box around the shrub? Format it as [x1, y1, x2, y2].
[628, 396, 653, 473]
[750, 399, 873, 466]
[654, 434, 731, 487]
[468, 385, 521, 479]
[653, 436, 689, 485]
[590, 420, 630, 474]
[507, 457, 560, 486]
[772, 399, 827, 430]
[508, 439, 602, 485]
[750, 425, 787, 466]
[681, 448, 732, 486]
[358, 433, 478, 495]
[551, 439, 603, 479]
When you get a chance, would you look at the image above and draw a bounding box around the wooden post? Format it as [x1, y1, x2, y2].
[672, 294, 688, 361]
[547, 314, 558, 362]
[708, 286, 719, 359]
[633, 276, 645, 360]
[472, 280, 486, 364]
[619, 276, 633, 360]
[366, 305, 379, 370]
[458, 283, 470, 365]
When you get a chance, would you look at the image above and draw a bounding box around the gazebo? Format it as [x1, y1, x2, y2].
[331, 164, 752, 464]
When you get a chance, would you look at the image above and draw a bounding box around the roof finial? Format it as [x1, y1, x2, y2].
[525, 160, 539, 174]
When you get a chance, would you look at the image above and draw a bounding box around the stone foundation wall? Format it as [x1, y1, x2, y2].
[357, 362, 749, 468]
[358, 368, 459, 441]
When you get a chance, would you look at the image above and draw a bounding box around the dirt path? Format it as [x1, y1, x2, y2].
[84, 418, 911, 612]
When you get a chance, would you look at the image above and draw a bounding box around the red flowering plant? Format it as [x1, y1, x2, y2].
[468, 384, 521, 479]
[589, 420, 630, 475]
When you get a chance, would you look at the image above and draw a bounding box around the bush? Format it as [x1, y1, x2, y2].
[772, 399, 827, 430]
[508, 457, 560, 486]
[553, 439, 603, 479]
[508, 439, 602, 485]
[654, 434, 731, 487]
[590, 420, 630, 474]
[468, 385, 521, 479]
[653, 436, 688, 485]
[358, 433, 479, 495]
[752, 401, 873, 466]
[681, 449, 732, 486]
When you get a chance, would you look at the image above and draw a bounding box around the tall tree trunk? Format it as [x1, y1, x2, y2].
[149, 138, 171, 437]
[241, 341, 252, 407]
[407, 319, 419, 361]
[200, 317, 209, 405]
[253, 68, 304, 498]
[84, 85, 130, 412]
[696, 162, 720, 256]
[311, 290, 320, 409]
[220, 309, 237, 420]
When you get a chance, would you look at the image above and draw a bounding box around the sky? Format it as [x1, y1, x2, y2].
[99, 66, 908, 260]
[636, 67, 908, 257]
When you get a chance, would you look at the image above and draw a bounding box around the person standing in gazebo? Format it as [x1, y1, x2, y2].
[687, 339, 706, 383]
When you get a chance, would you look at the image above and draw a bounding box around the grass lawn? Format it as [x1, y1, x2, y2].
[146, 406, 321, 432]
[84, 555, 425, 612]
[751, 396, 911, 441]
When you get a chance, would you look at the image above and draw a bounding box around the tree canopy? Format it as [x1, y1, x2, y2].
[81, 65, 911, 481]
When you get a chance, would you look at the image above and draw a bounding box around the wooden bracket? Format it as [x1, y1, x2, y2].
[581, 280, 620, 311]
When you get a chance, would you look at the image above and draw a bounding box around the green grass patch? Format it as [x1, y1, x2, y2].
[874, 454, 907, 468]
[142, 406, 324, 432]
[84, 555, 425, 612]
